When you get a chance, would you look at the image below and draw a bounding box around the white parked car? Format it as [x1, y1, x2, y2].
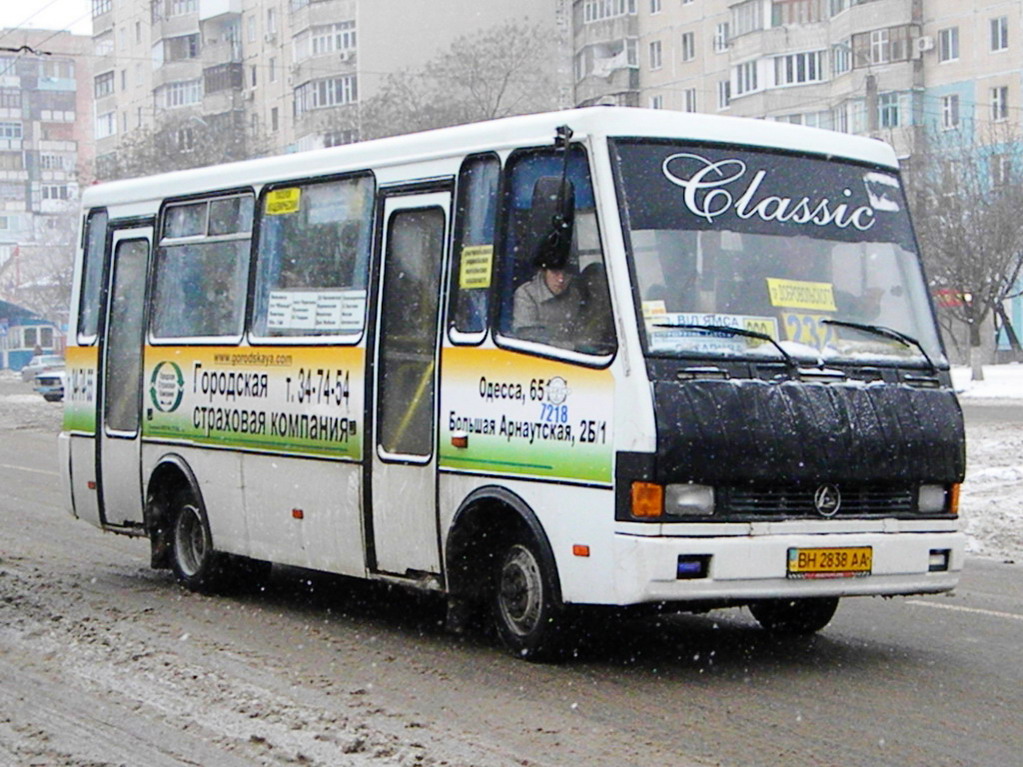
[20, 354, 64, 382]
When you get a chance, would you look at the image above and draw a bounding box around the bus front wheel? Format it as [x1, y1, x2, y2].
[170, 491, 227, 593]
[491, 535, 566, 661]
[749, 597, 839, 635]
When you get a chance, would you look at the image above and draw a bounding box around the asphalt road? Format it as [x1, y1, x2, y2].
[0, 404, 1021, 766]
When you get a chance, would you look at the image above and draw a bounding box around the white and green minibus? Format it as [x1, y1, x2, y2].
[60, 108, 966, 660]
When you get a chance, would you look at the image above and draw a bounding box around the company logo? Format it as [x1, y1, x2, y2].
[150, 360, 185, 413]
[660, 153, 880, 232]
[546, 376, 570, 405]
[813, 484, 842, 517]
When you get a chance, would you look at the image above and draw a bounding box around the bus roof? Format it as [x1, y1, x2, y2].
[81, 107, 900, 210]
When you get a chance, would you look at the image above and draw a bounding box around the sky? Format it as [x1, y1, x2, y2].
[0, 0, 92, 38]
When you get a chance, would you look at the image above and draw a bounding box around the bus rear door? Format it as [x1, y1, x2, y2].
[368, 189, 450, 577]
[96, 223, 152, 530]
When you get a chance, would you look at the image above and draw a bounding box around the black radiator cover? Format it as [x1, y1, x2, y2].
[653, 379, 965, 485]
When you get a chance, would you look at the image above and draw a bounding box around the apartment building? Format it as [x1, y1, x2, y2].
[0, 28, 92, 330]
[573, 0, 1023, 162]
[91, 0, 570, 175]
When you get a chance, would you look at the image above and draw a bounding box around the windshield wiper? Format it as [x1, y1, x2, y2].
[650, 322, 798, 371]
[820, 319, 937, 373]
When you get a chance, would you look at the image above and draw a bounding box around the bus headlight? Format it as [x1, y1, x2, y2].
[665, 484, 715, 516]
[918, 484, 949, 513]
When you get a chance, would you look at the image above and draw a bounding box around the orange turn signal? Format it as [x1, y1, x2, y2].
[949, 483, 961, 515]
[631, 481, 664, 519]
[292, 508, 305, 520]
[572, 544, 590, 557]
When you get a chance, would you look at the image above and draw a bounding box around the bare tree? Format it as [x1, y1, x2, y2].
[907, 123, 1023, 379]
[360, 21, 563, 140]
[97, 111, 271, 181]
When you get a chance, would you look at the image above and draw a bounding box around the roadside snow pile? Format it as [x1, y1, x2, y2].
[952, 363, 1023, 399]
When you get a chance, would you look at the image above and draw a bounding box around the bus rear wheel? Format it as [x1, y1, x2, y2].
[170, 491, 227, 593]
[491, 535, 566, 661]
[749, 597, 839, 635]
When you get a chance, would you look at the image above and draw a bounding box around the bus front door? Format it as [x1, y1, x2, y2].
[96, 224, 152, 530]
[369, 191, 450, 577]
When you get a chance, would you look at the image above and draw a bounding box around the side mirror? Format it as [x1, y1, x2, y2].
[530, 175, 575, 270]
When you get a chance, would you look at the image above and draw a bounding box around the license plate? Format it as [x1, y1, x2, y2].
[787, 547, 872, 579]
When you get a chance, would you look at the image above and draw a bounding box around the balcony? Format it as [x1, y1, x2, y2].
[202, 39, 243, 66]
[199, 0, 242, 20]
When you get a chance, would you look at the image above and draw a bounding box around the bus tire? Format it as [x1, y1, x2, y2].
[491, 533, 567, 662]
[749, 597, 839, 635]
[169, 489, 227, 593]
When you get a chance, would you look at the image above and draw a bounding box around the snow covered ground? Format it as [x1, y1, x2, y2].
[952, 364, 1023, 562]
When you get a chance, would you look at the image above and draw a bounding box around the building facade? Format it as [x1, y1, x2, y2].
[0, 28, 92, 332]
[90, 0, 571, 173]
[572, 0, 1023, 160]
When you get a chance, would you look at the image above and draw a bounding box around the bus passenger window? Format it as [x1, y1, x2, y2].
[498, 147, 615, 356]
[151, 194, 254, 340]
[252, 175, 374, 339]
[448, 155, 499, 338]
[77, 209, 108, 342]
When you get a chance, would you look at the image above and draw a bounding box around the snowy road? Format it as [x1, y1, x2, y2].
[0, 375, 1021, 766]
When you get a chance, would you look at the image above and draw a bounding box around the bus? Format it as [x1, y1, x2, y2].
[60, 107, 966, 660]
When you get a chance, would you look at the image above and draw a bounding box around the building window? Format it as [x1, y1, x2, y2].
[165, 33, 199, 61]
[94, 32, 113, 56]
[832, 41, 851, 74]
[683, 88, 697, 112]
[991, 16, 1008, 52]
[851, 25, 912, 66]
[734, 60, 759, 95]
[878, 92, 900, 128]
[583, 0, 637, 24]
[649, 40, 662, 69]
[714, 22, 730, 52]
[271, 107, 279, 132]
[95, 112, 116, 139]
[0, 152, 23, 170]
[717, 80, 731, 110]
[650, 0, 661, 13]
[269, 57, 277, 82]
[680, 32, 695, 61]
[247, 15, 257, 43]
[94, 71, 115, 98]
[650, 94, 663, 109]
[772, 0, 824, 26]
[731, 0, 764, 37]
[166, 0, 198, 16]
[176, 127, 194, 152]
[941, 94, 959, 129]
[324, 129, 357, 147]
[991, 154, 1010, 187]
[311, 21, 357, 56]
[294, 75, 358, 114]
[91, 0, 112, 17]
[157, 79, 203, 109]
[938, 27, 959, 62]
[991, 85, 1009, 121]
[774, 50, 823, 86]
[267, 7, 277, 34]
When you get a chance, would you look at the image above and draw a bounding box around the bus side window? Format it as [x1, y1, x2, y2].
[251, 174, 374, 339]
[151, 194, 253, 340]
[497, 147, 615, 356]
[77, 209, 108, 343]
[448, 154, 500, 339]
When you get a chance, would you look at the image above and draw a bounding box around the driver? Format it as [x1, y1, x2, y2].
[512, 240, 581, 347]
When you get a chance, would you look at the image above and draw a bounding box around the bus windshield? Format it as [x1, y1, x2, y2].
[612, 139, 944, 367]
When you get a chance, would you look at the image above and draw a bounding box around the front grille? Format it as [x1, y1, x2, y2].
[719, 485, 916, 518]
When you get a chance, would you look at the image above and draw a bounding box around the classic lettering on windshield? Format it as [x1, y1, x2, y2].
[661, 153, 877, 232]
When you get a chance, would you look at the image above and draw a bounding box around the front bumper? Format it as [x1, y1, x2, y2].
[610, 529, 965, 606]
